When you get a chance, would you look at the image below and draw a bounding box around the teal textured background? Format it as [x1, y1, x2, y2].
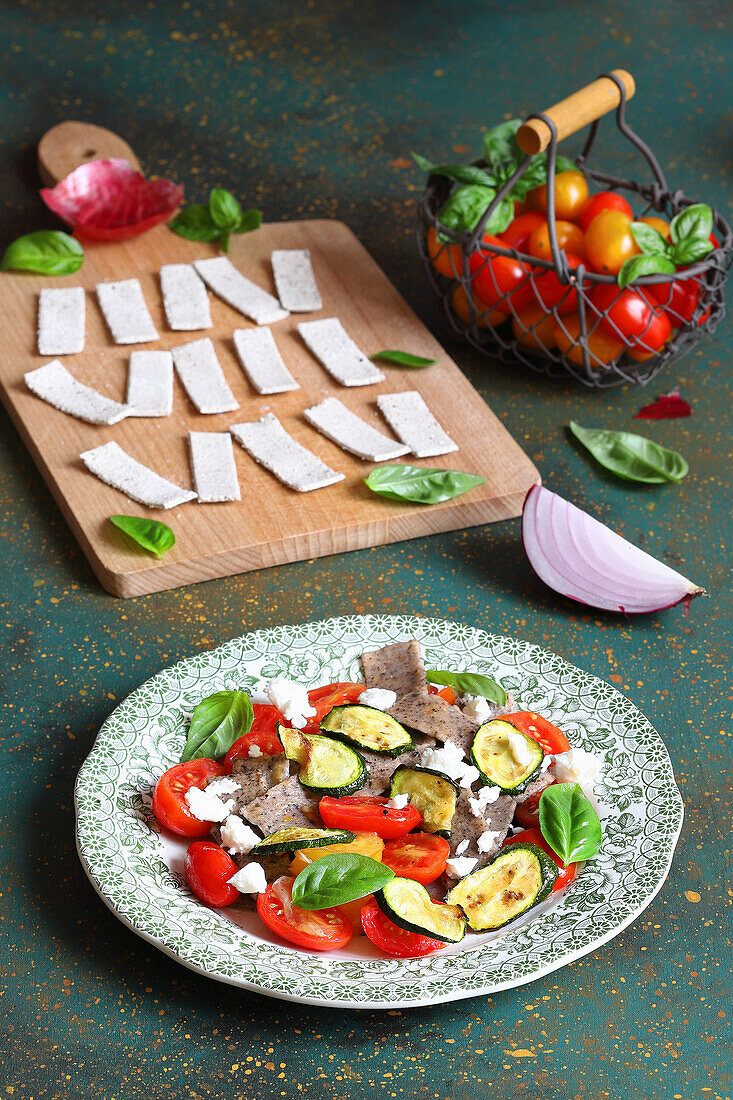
[1, 2, 730, 1097]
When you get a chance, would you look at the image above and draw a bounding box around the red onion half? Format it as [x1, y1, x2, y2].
[522, 484, 704, 614]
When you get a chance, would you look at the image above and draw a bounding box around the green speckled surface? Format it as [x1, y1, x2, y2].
[1, 2, 730, 1097]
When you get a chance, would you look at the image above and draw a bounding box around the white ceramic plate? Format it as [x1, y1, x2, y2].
[75, 614, 683, 1009]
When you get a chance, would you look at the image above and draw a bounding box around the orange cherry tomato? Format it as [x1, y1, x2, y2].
[498, 211, 546, 254]
[578, 191, 633, 233]
[426, 225, 462, 278]
[528, 219, 586, 262]
[638, 215, 671, 240]
[512, 305, 558, 351]
[427, 683, 457, 705]
[533, 170, 589, 222]
[450, 285, 506, 328]
[584, 210, 639, 275]
[553, 315, 625, 368]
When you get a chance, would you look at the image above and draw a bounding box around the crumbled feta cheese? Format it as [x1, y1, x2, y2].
[205, 777, 241, 798]
[420, 740, 479, 789]
[552, 748, 602, 791]
[249, 687, 270, 705]
[220, 816, 260, 856]
[445, 855, 478, 879]
[477, 829, 502, 854]
[228, 861, 267, 894]
[184, 786, 235, 822]
[266, 677, 316, 729]
[507, 730, 534, 767]
[358, 687, 397, 711]
[540, 755, 552, 772]
[468, 785, 502, 817]
[454, 839, 469, 856]
[248, 744, 263, 758]
[387, 793, 409, 809]
[459, 693, 494, 725]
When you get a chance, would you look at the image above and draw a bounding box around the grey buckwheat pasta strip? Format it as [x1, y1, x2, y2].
[376, 390, 458, 457]
[233, 328, 299, 394]
[303, 397, 409, 461]
[297, 317, 385, 387]
[125, 351, 174, 417]
[194, 256, 289, 325]
[160, 264, 212, 331]
[37, 287, 85, 356]
[230, 412, 344, 492]
[80, 441, 197, 509]
[95, 279, 158, 344]
[25, 360, 130, 425]
[271, 249, 322, 312]
[171, 338, 239, 414]
[188, 432, 241, 503]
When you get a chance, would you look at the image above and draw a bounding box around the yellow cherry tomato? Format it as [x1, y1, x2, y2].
[584, 209, 639, 275]
[554, 315, 625, 367]
[427, 226, 462, 278]
[528, 219, 586, 261]
[532, 170, 589, 221]
[512, 305, 558, 351]
[638, 215, 671, 240]
[289, 831, 384, 878]
[450, 285, 506, 327]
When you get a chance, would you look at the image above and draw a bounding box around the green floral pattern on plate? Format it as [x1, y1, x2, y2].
[75, 615, 683, 1008]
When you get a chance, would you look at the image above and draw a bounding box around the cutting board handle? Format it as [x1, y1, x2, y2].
[516, 70, 635, 155]
[38, 121, 141, 187]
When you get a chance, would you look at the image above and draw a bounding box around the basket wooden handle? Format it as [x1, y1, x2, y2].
[516, 71, 636, 155]
[37, 121, 141, 187]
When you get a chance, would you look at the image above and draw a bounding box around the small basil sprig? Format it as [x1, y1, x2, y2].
[109, 515, 175, 559]
[1, 230, 84, 275]
[181, 690, 254, 762]
[426, 670, 507, 706]
[411, 153, 494, 188]
[539, 782, 602, 864]
[370, 350, 437, 368]
[365, 465, 485, 504]
[170, 189, 262, 253]
[292, 853, 394, 910]
[438, 184, 513, 241]
[618, 203, 715, 288]
[569, 421, 688, 484]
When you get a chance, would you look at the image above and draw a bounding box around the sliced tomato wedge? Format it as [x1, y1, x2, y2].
[513, 778, 556, 829]
[257, 876, 353, 951]
[152, 758, 225, 837]
[381, 833, 450, 884]
[302, 682, 365, 734]
[501, 711, 571, 755]
[184, 840, 240, 907]
[502, 827, 577, 891]
[223, 703, 284, 769]
[361, 898, 445, 957]
[428, 683, 457, 705]
[319, 795, 423, 839]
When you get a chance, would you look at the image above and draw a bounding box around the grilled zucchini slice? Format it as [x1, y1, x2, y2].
[278, 723, 367, 797]
[389, 765, 459, 839]
[320, 704, 413, 757]
[376, 876, 466, 943]
[446, 842, 558, 931]
[251, 826, 355, 855]
[470, 719, 544, 794]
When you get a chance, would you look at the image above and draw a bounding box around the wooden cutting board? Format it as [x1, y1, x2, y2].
[0, 129, 539, 597]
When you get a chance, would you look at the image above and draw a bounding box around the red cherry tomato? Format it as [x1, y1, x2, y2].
[503, 828, 577, 891]
[319, 795, 423, 839]
[184, 840, 240, 907]
[428, 683, 457, 705]
[501, 712, 571, 755]
[361, 897, 445, 957]
[513, 778, 556, 829]
[593, 284, 672, 355]
[302, 682, 365, 734]
[579, 191, 633, 233]
[528, 219, 586, 262]
[257, 876, 353, 951]
[528, 252, 584, 315]
[498, 212, 546, 254]
[223, 704, 284, 769]
[647, 276, 708, 326]
[381, 833, 450, 885]
[468, 235, 532, 313]
[152, 758, 225, 837]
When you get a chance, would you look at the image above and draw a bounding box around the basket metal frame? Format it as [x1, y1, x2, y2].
[417, 71, 733, 387]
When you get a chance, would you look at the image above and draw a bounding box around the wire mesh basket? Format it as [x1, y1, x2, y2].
[417, 70, 733, 387]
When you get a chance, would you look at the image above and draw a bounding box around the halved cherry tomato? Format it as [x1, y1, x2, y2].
[585, 209, 639, 274]
[593, 284, 672, 355]
[289, 831, 384, 877]
[554, 315, 624, 367]
[468, 235, 532, 313]
[302, 682, 365, 734]
[501, 712, 571, 755]
[637, 215, 670, 240]
[579, 191, 633, 233]
[382, 833, 450, 884]
[361, 897, 445, 957]
[152, 758, 225, 837]
[223, 703, 284, 769]
[528, 219, 586, 262]
[428, 683, 457, 705]
[426, 225, 462, 278]
[498, 211, 546, 253]
[503, 827, 577, 891]
[512, 305, 558, 352]
[319, 795, 423, 839]
[528, 252, 584, 315]
[257, 876, 353, 951]
[184, 840, 239, 907]
[450, 285, 506, 328]
[532, 170, 589, 222]
[513, 778, 555, 829]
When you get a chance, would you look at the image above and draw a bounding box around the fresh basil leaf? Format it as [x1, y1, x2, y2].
[482, 119, 522, 173]
[568, 421, 689, 484]
[219, 228, 232, 253]
[412, 153, 495, 187]
[181, 690, 254, 762]
[365, 464, 486, 504]
[617, 253, 676, 289]
[670, 237, 713, 266]
[669, 203, 713, 245]
[630, 222, 670, 256]
[1, 230, 84, 275]
[370, 349, 437, 367]
[539, 782, 602, 863]
[209, 188, 243, 230]
[291, 853, 394, 910]
[109, 515, 175, 559]
[169, 203, 221, 243]
[438, 184, 496, 238]
[554, 155, 578, 175]
[426, 670, 507, 706]
[235, 208, 263, 234]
